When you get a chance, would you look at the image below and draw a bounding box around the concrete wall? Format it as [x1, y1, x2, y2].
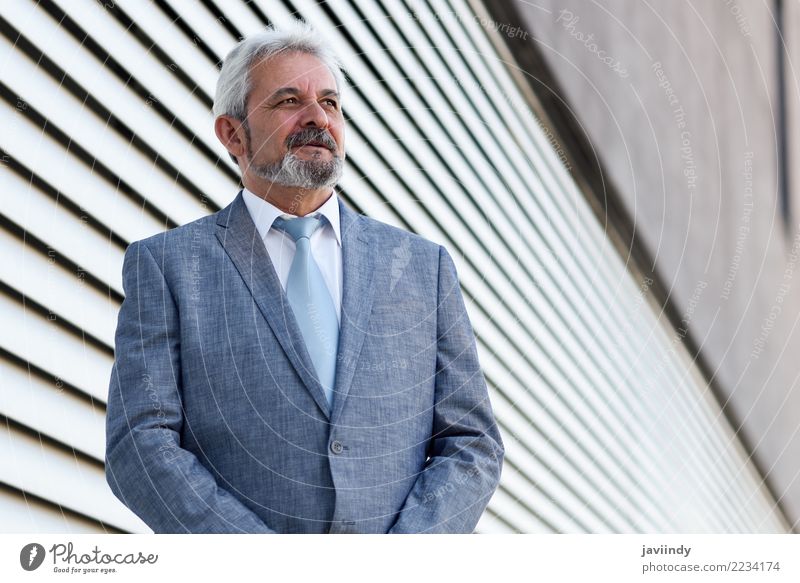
[516, 0, 800, 528]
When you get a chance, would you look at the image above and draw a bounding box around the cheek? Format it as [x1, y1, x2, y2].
[260, 122, 293, 151]
[282, 112, 305, 127]
[331, 125, 345, 149]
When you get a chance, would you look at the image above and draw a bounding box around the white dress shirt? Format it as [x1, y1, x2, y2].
[242, 187, 343, 323]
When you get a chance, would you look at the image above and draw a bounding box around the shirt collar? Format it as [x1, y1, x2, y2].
[241, 187, 341, 246]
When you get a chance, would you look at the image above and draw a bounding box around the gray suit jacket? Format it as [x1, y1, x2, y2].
[105, 191, 504, 533]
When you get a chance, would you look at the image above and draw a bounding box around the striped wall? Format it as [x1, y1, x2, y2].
[0, 0, 789, 533]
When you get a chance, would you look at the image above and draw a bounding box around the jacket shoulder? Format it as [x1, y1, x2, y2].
[359, 215, 441, 254]
[126, 212, 218, 258]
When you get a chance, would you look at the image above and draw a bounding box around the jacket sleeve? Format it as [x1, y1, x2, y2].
[105, 240, 275, 533]
[389, 245, 505, 533]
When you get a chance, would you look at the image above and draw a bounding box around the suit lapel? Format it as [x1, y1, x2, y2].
[330, 199, 377, 425]
[215, 192, 332, 419]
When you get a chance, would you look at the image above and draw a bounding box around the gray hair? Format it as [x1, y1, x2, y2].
[213, 21, 346, 123]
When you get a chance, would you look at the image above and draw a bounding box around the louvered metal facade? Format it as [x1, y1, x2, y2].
[0, 0, 789, 533]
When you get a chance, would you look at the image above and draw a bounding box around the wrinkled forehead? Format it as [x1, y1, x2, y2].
[249, 51, 338, 97]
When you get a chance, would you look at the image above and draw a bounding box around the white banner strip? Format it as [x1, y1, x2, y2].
[1, 534, 797, 582]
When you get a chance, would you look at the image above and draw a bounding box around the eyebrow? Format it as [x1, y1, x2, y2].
[268, 87, 340, 101]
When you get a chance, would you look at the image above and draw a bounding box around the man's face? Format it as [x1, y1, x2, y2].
[241, 51, 345, 189]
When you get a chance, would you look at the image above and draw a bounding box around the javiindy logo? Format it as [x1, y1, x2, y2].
[20, 543, 46, 571]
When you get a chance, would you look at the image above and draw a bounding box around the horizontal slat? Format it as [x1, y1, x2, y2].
[41, 0, 234, 192]
[0, 357, 105, 461]
[0, 230, 117, 348]
[0, 166, 125, 300]
[202, 0, 270, 37]
[0, 292, 112, 402]
[2, 0, 237, 203]
[0, 33, 210, 225]
[0, 485, 107, 533]
[112, 0, 221, 106]
[0, 423, 150, 533]
[484, 486, 552, 533]
[0, 103, 169, 244]
[474, 510, 514, 533]
[161, 0, 235, 60]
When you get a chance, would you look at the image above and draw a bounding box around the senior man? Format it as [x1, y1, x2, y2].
[105, 22, 504, 534]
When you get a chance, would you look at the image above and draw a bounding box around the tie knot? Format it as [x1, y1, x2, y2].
[273, 215, 322, 242]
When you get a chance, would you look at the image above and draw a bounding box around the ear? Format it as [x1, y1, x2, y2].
[214, 115, 247, 161]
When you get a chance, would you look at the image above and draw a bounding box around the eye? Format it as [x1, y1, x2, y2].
[324, 98, 339, 108]
[278, 97, 298, 105]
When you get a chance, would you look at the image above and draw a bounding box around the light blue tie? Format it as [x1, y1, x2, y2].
[272, 216, 339, 408]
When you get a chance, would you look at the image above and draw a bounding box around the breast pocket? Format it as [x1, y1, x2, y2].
[368, 300, 433, 338]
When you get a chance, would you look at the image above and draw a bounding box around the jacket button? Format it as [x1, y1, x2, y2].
[330, 440, 344, 454]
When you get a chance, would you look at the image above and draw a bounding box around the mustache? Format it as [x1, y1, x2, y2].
[285, 128, 336, 151]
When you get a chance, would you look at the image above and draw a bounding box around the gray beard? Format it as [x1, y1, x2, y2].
[248, 150, 343, 190]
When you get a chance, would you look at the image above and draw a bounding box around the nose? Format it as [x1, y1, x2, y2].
[299, 100, 329, 129]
